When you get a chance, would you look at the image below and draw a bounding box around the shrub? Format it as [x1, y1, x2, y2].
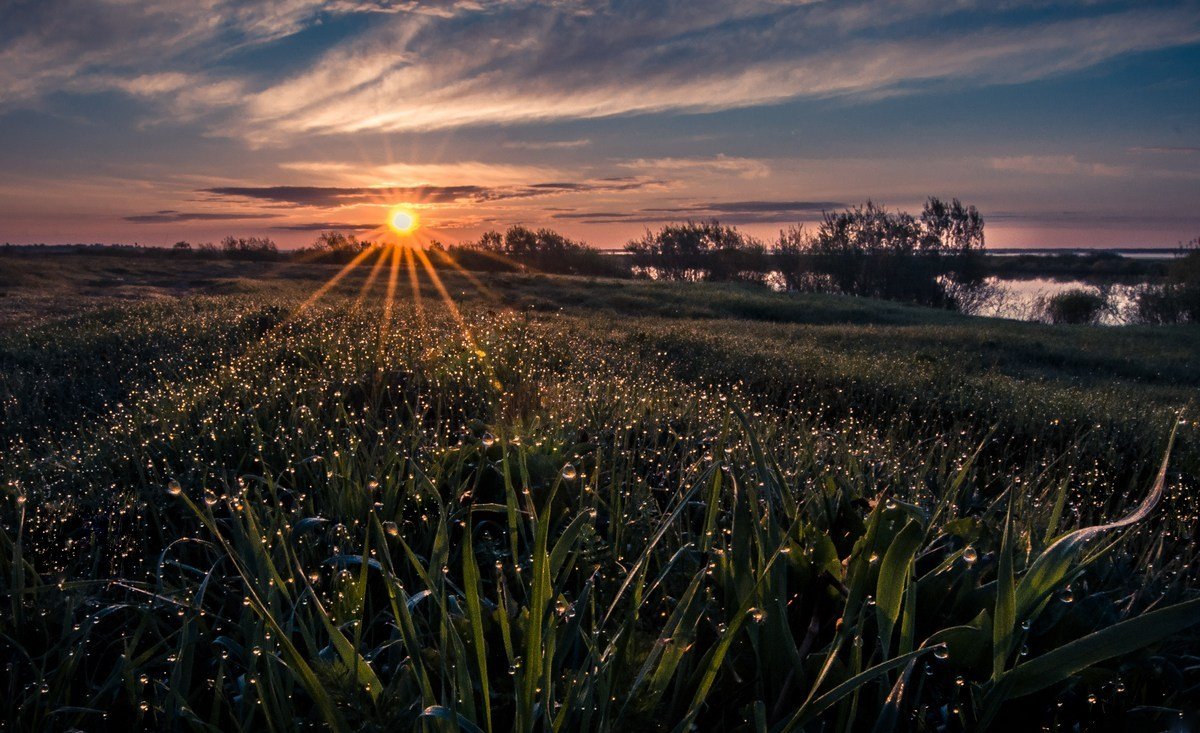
[1128, 239, 1200, 324]
[1038, 288, 1109, 325]
[450, 226, 625, 277]
[220, 236, 279, 261]
[295, 231, 375, 264]
[774, 198, 989, 310]
[626, 220, 769, 283]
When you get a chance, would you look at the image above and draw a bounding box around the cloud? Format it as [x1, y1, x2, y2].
[202, 178, 659, 206]
[6, 1, 1199, 146]
[618, 156, 772, 179]
[124, 210, 282, 223]
[987, 155, 1125, 177]
[644, 200, 844, 214]
[271, 221, 379, 231]
[550, 211, 632, 220]
[987, 154, 1200, 180]
[203, 185, 489, 206]
[987, 210, 1200, 228]
[0, 0, 338, 105]
[1130, 146, 1200, 155]
[550, 199, 844, 225]
[222, 1, 1200, 141]
[502, 138, 593, 150]
[279, 160, 564, 186]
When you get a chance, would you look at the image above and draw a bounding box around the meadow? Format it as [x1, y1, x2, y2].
[1, 253, 1198, 731]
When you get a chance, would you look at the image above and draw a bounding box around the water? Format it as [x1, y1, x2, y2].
[636, 267, 1148, 325]
[980, 278, 1141, 325]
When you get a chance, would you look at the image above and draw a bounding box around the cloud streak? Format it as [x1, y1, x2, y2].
[225, 2, 1200, 141]
[124, 210, 282, 223]
[551, 199, 847, 225]
[202, 178, 658, 207]
[8, 1, 1197, 144]
[270, 221, 380, 231]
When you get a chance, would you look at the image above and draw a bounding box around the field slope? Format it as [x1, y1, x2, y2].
[1, 253, 1197, 731]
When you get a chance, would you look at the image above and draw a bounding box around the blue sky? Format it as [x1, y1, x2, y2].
[1, 0, 1198, 249]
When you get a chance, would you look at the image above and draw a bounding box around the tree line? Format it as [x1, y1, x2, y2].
[44, 197, 1195, 323]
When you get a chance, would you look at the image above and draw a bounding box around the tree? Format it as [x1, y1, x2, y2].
[774, 198, 992, 310]
[312, 231, 367, 253]
[173, 240, 192, 251]
[1131, 235, 1200, 324]
[449, 226, 621, 276]
[920, 197, 984, 255]
[802, 201, 941, 303]
[220, 236, 278, 261]
[300, 231, 373, 263]
[625, 221, 767, 283]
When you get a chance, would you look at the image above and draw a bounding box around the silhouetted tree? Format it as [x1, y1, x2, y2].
[625, 221, 768, 283]
[1131, 236, 1200, 324]
[297, 231, 374, 263]
[448, 226, 622, 276]
[774, 198, 991, 310]
[220, 236, 278, 261]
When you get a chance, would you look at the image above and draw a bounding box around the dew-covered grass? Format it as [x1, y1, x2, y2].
[1, 254, 1198, 731]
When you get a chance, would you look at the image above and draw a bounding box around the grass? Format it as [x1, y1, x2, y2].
[1, 253, 1198, 731]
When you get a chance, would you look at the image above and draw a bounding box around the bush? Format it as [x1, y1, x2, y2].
[294, 231, 375, 264]
[625, 220, 769, 283]
[448, 226, 625, 277]
[775, 198, 989, 310]
[1132, 283, 1200, 324]
[1128, 239, 1200, 324]
[220, 236, 279, 261]
[1038, 288, 1109, 325]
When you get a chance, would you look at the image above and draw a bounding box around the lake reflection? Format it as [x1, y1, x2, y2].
[978, 278, 1142, 324]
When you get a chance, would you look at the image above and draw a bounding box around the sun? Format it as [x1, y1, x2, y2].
[388, 208, 418, 235]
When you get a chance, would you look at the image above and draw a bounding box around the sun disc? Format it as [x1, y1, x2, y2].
[389, 209, 417, 234]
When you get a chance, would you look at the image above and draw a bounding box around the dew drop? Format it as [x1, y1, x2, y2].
[962, 546, 978, 565]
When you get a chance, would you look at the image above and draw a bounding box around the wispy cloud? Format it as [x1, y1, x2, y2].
[1129, 146, 1200, 155]
[0, 0, 336, 105]
[202, 178, 659, 207]
[270, 221, 379, 231]
[988, 210, 1200, 228]
[202, 185, 490, 207]
[8, 1, 1196, 144]
[124, 210, 281, 223]
[643, 200, 844, 214]
[551, 199, 845, 225]
[618, 156, 772, 180]
[279, 160, 564, 186]
[987, 155, 1125, 177]
[502, 138, 592, 150]
[987, 154, 1200, 180]
[224, 2, 1200, 141]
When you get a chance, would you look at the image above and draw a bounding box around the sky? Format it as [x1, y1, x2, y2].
[1, 0, 1198, 250]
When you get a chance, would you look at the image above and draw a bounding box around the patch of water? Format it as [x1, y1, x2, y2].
[978, 278, 1142, 324]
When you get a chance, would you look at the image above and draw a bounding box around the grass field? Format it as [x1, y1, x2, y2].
[2, 253, 1198, 731]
